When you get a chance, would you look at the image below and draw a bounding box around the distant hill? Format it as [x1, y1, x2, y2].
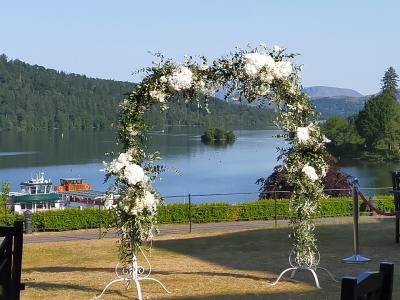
[303, 86, 363, 98]
[0, 54, 275, 131]
[310, 89, 400, 119]
[311, 96, 369, 118]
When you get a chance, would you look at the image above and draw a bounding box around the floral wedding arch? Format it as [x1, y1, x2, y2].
[101, 44, 329, 296]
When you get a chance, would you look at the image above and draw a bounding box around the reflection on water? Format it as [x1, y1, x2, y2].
[0, 151, 36, 157]
[0, 128, 399, 202]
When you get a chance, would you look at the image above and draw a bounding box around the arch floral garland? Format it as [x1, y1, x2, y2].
[105, 44, 329, 269]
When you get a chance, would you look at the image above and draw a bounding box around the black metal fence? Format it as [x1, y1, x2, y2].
[156, 187, 393, 233]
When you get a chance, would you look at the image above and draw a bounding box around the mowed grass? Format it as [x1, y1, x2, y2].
[21, 217, 400, 299]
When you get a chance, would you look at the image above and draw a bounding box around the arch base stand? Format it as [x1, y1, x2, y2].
[93, 247, 171, 300]
[270, 266, 338, 289]
[342, 254, 370, 264]
[270, 249, 337, 289]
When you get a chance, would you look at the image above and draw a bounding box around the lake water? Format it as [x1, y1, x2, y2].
[0, 128, 397, 203]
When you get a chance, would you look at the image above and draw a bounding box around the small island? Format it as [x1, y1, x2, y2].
[201, 128, 236, 145]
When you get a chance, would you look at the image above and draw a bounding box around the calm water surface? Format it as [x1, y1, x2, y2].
[0, 128, 396, 203]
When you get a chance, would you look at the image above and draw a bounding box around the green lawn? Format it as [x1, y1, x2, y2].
[21, 217, 400, 299]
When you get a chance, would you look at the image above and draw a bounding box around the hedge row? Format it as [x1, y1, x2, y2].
[1, 195, 395, 231]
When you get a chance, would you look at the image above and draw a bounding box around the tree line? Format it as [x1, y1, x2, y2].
[321, 67, 400, 160]
[0, 54, 275, 131]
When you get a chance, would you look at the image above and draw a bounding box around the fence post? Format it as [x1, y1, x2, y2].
[342, 180, 370, 263]
[98, 204, 102, 239]
[188, 194, 192, 233]
[23, 210, 32, 234]
[392, 170, 400, 243]
[4, 201, 7, 224]
[274, 191, 277, 228]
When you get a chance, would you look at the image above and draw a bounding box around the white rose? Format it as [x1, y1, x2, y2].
[159, 76, 167, 83]
[244, 53, 275, 77]
[302, 164, 318, 181]
[273, 61, 292, 79]
[244, 64, 259, 77]
[143, 191, 159, 212]
[167, 66, 193, 91]
[124, 164, 146, 185]
[296, 127, 310, 143]
[107, 152, 132, 173]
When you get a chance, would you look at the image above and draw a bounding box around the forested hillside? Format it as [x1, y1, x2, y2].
[0, 55, 275, 131]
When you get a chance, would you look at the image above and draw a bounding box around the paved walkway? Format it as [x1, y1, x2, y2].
[23, 216, 381, 244]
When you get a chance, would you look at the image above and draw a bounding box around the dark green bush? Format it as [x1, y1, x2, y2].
[7, 195, 395, 232]
[30, 208, 115, 231]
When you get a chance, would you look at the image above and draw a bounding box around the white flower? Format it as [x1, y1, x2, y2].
[143, 191, 159, 213]
[167, 66, 193, 91]
[244, 64, 259, 77]
[272, 61, 292, 79]
[296, 127, 310, 143]
[198, 65, 209, 71]
[323, 136, 331, 143]
[273, 45, 283, 52]
[149, 90, 166, 103]
[124, 163, 147, 185]
[260, 72, 274, 84]
[159, 76, 167, 83]
[107, 152, 132, 173]
[244, 52, 275, 77]
[321, 166, 328, 177]
[126, 125, 139, 137]
[119, 99, 129, 109]
[104, 196, 114, 209]
[302, 164, 319, 181]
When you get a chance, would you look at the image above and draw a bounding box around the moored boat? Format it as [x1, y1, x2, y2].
[55, 178, 91, 192]
[10, 172, 63, 213]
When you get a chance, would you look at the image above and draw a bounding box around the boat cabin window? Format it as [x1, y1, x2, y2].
[30, 186, 37, 194]
[38, 185, 46, 194]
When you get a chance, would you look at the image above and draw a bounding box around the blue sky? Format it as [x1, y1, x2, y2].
[1, 0, 399, 95]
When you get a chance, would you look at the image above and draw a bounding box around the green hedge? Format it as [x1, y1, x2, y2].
[1, 195, 395, 232]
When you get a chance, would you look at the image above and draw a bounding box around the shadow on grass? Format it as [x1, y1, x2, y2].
[24, 266, 115, 273]
[24, 281, 130, 298]
[154, 218, 400, 299]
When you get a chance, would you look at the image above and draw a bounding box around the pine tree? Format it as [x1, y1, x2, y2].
[381, 66, 399, 96]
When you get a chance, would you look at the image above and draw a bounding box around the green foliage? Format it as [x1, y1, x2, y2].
[201, 128, 236, 144]
[29, 208, 115, 231]
[0, 55, 275, 132]
[381, 66, 399, 96]
[321, 116, 363, 156]
[0, 55, 131, 131]
[11, 196, 395, 232]
[322, 68, 400, 160]
[0, 181, 14, 225]
[356, 92, 400, 150]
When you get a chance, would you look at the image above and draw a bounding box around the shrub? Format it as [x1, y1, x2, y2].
[11, 194, 396, 232]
